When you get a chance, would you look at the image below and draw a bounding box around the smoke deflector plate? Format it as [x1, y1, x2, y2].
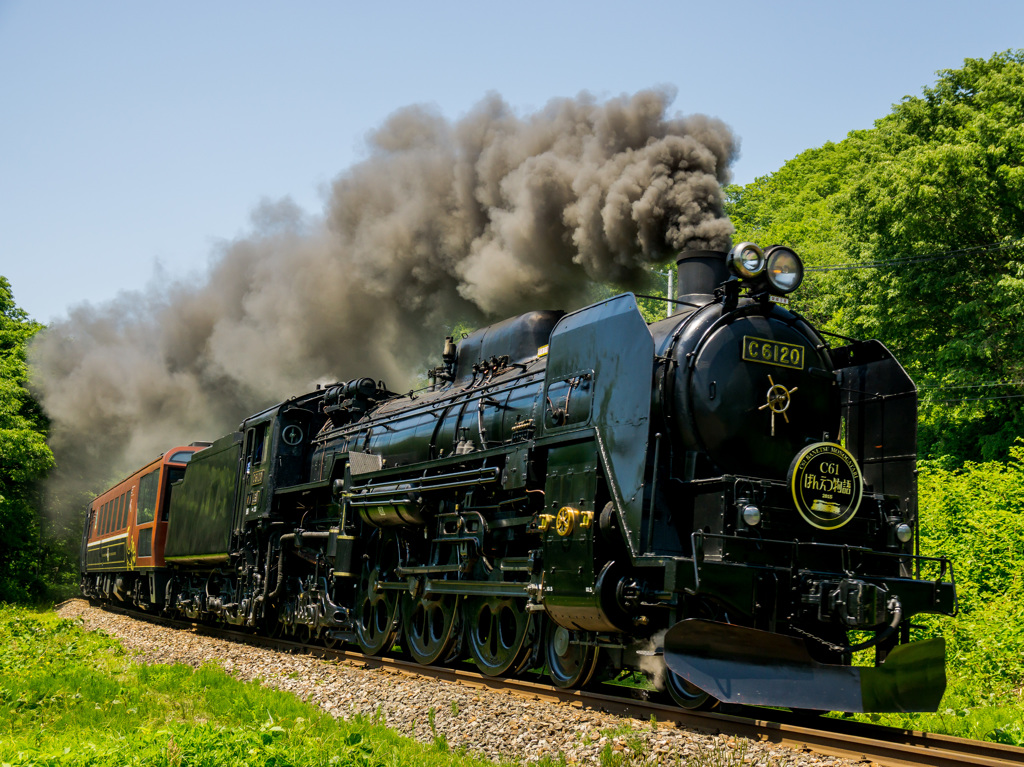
[663, 619, 947, 713]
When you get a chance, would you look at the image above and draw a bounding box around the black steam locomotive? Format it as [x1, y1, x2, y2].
[81, 243, 957, 712]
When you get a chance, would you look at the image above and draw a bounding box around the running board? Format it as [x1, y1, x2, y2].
[663, 619, 946, 712]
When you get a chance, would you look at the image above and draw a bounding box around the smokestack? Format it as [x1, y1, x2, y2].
[675, 249, 729, 305]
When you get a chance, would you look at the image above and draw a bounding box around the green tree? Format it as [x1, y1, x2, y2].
[0, 276, 55, 602]
[728, 50, 1024, 463]
[836, 51, 1024, 461]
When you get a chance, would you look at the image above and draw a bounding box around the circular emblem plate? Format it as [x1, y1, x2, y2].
[555, 506, 577, 537]
[788, 442, 863, 530]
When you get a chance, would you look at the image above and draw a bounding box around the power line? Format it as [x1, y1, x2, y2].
[929, 394, 1024, 404]
[919, 381, 1024, 390]
[805, 237, 1024, 273]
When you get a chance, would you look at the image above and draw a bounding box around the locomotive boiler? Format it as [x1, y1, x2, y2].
[80, 242, 957, 713]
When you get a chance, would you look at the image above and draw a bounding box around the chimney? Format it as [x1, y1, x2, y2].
[675, 250, 729, 306]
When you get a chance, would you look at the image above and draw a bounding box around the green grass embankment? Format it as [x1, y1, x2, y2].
[0, 606, 499, 767]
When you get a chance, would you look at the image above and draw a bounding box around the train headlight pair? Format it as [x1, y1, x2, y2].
[727, 243, 804, 295]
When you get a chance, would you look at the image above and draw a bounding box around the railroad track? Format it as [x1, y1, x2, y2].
[94, 603, 1024, 767]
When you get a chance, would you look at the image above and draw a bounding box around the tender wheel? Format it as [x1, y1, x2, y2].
[402, 592, 461, 666]
[545, 622, 600, 689]
[463, 595, 532, 676]
[666, 669, 718, 711]
[355, 531, 402, 656]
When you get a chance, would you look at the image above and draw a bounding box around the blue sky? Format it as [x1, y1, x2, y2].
[2, 1, 1022, 324]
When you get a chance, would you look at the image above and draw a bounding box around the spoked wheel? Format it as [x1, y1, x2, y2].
[355, 530, 402, 656]
[665, 668, 718, 711]
[463, 595, 532, 676]
[297, 624, 315, 644]
[402, 592, 461, 666]
[545, 622, 600, 689]
[323, 631, 339, 649]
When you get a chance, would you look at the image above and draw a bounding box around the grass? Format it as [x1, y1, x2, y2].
[0, 605, 502, 767]
[842, 672, 1024, 746]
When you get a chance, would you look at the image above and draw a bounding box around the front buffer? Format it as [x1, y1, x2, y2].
[664, 619, 947, 713]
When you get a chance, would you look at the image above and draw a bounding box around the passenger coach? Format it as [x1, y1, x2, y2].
[80, 443, 208, 608]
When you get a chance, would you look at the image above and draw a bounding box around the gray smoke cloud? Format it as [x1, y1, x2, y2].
[30, 88, 736, 499]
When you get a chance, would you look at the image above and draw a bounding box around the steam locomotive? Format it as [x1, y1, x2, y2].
[81, 243, 957, 713]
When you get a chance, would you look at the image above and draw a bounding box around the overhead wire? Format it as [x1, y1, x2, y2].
[804, 236, 1024, 272]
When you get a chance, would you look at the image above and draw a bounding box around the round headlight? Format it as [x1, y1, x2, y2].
[764, 246, 804, 294]
[895, 523, 913, 543]
[742, 504, 762, 527]
[728, 242, 765, 279]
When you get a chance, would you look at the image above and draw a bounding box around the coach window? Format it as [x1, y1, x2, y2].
[138, 469, 159, 525]
[121, 489, 132, 529]
[101, 502, 109, 535]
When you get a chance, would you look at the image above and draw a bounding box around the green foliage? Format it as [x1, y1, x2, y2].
[0, 606, 500, 767]
[917, 443, 1024, 686]
[847, 442, 1024, 740]
[727, 51, 1024, 463]
[0, 277, 56, 603]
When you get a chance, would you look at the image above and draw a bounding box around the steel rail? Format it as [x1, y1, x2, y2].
[91, 603, 1024, 767]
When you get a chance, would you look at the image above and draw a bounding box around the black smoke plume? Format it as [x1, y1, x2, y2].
[30, 88, 736, 498]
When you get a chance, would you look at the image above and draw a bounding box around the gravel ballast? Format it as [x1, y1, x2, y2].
[56, 600, 864, 767]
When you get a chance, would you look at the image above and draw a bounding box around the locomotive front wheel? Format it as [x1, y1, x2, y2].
[463, 595, 532, 676]
[545, 622, 600, 689]
[355, 531, 402, 656]
[402, 592, 461, 666]
[665, 669, 718, 711]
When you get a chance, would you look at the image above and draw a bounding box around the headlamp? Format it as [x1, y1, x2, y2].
[764, 246, 804, 294]
[728, 242, 765, 279]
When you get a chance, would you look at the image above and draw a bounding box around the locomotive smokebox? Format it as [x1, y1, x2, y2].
[675, 249, 729, 306]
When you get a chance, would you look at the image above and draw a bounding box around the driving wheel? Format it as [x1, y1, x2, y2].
[463, 595, 532, 676]
[402, 591, 461, 666]
[355, 530, 402, 656]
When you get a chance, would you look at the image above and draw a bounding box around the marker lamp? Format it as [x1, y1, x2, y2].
[742, 504, 762, 527]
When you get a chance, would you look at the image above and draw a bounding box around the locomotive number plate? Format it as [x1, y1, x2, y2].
[742, 336, 805, 370]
